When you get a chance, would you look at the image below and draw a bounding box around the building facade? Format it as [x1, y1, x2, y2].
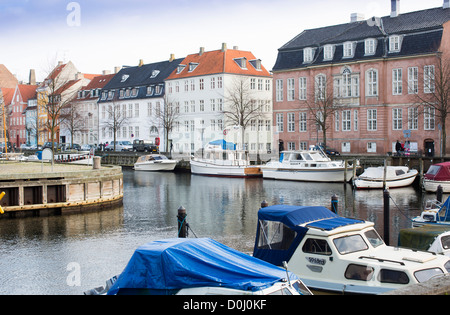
[98, 57, 184, 151]
[165, 44, 273, 155]
[272, 1, 450, 156]
[9, 84, 37, 148]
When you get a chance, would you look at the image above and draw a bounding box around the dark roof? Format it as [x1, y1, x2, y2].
[274, 6, 450, 71]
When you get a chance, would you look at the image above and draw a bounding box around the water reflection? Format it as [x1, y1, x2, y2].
[0, 169, 445, 295]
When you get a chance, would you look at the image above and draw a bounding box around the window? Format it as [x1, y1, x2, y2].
[276, 113, 284, 132]
[365, 38, 377, 55]
[367, 142, 377, 153]
[234, 58, 247, 69]
[188, 62, 199, 72]
[257, 221, 297, 251]
[287, 78, 295, 101]
[365, 229, 384, 248]
[389, 35, 402, 53]
[366, 69, 378, 96]
[299, 77, 307, 100]
[276, 79, 283, 102]
[408, 67, 419, 94]
[299, 112, 307, 132]
[367, 109, 377, 131]
[287, 113, 295, 132]
[177, 65, 186, 74]
[392, 108, 402, 130]
[379, 269, 409, 284]
[424, 65, 435, 93]
[335, 68, 359, 98]
[342, 110, 351, 131]
[392, 68, 402, 95]
[408, 107, 418, 130]
[315, 74, 326, 100]
[345, 264, 374, 281]
[199, 79, 204, 90]
[323, 45, 334, 60]
[354, 110, 358, 131]
[335, 111, 339, 131]
[302, 238, 332, 255]
[343, 42, 355, 58]
[303, 48, 314, 63]
[210, 77, 215, 89]
[333, 235, 368, 255]
[120, 75, 129, 83]
[424, 106, 435, 130]
[342, 142, 351, 153]
[250, 78, 256, 90]
[150, 70, 160, 78]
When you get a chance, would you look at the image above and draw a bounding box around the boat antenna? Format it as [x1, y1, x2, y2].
[282, 261, 292, 287]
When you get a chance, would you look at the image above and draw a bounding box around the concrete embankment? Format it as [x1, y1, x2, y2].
[383, 275, 450, 295]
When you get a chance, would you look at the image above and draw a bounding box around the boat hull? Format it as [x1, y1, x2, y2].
[190, 160, 262, 178]
[354, 171, 418, 189]
[134, 161, 177, 172]
[262, 167, 354, 183]
[423, 180, 450, 192]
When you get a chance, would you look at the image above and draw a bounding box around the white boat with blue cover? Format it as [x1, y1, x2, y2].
[413, 195, 450, 227]
[92, 238, 311, 295]
[253, 205, 450, 295]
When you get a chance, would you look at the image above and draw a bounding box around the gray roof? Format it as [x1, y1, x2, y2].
[274, 6, 450, 71]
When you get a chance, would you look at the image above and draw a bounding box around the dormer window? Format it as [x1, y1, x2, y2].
[177, 64, 186, 74]
[343, 42, 356, 58]
[121, 74, 129, 83]
[323, 45, 335, 61]
[233, 57, 248, 69]
[131, 88, 138, 97]
[303, 48, 315, 63]
[150, 70, 160, 78]
[365, 38, 377, 55]
[389, 35, 402, 53]
[249, 59, 262, 71]
[189, 62, 199, 72]
[147, 85, 154, 96]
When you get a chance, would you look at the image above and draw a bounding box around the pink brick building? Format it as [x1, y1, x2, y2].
[272, 1, 450, 156]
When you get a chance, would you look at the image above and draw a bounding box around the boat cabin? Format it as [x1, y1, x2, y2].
[136, 155, 169, 163]
[280, 150, 330, 164]
[413, 196, 450, 226]
[425, 162, 450, 182]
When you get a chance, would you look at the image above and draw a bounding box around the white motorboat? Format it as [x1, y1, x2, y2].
[86, 238, 312, 295]
[399, 225, 450, 257]
[423, 162, 450, 192]
[190, 140, 262, 178]
[253, 204, 450, 295]
[353, 166, 418, 189]
[413, 196, 450, 227]
[134, 154, 177, 172]
[262, 148, 356, 183]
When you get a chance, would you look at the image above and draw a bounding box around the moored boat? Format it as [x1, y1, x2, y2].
[134, 154, 177, 172]
[252, 204, 450, 295]
[413, 196, 450, 227]
[87, 238, 312, 295]
[423, 162, 450, 192]
[353, 166, 418, 189]
[262, 148, 356, 183]
[399, 225, 450, 256]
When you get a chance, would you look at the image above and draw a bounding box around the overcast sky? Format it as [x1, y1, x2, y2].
[0, 0, 445, 82]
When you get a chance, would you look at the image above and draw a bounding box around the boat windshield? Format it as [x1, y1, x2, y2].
[333, 235, 368, 255]
[426, 165, 441, 175]
[365, 229, 384, 248]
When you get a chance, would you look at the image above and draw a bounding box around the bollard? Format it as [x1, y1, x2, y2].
[437, 185, 443, 203]
[261, 200, 269, 208]
[177, 206, 187, 238]
[331, 195, 338, 214]
[383, 189, 390, 246]
[93, 156, 101, 170]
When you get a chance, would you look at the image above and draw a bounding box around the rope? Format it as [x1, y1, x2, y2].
[388, 193, 414, 223]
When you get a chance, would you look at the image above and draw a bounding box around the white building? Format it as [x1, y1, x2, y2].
[165, 44, 273, 155]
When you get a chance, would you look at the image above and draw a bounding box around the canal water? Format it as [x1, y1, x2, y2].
[0, 169, 443, 295]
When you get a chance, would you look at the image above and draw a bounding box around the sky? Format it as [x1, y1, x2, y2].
[0, 0, 446, 83]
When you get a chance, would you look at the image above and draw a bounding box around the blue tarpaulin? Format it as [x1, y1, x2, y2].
[208, 139, 236, 150]
[107, 238, 298, 295]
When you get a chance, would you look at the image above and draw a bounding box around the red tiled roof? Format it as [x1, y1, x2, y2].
[18, 84, 37, 102]
[0, 88, 14, 105]
[85, 73, 115, 90]
[166, 48, 271, 80]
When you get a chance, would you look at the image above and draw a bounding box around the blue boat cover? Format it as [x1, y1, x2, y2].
[253, 205, 364, 266]
[438, 196, 450, 222]
[107, 238, 298, 295]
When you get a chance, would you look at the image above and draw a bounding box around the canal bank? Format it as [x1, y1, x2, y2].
[0, 161, 123, 218]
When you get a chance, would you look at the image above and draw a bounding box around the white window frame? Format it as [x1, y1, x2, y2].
[342, 110, 351, 131]
[392, 108, 402, 130]
[366, 69, 378, 96]
[298, 77, 307, 100]
[276, 113, 284, 132]
[299, 112, 307, 132]
[389, 35, 402, 53]
[408, 107, 418, 130]
[303, 47, 314, 63]
[323, 45, 334, 61]
[367, 109, 377, 131]
[365, 38, 376, 55]
[424, 65, 435, 94]
[276, 79, 283, 102]
[287, 113, 295, 132]
[408, 67, 419, 94]
[343, 41, 355, 58]
[424, 106, 435, 130]
[287, 78, 295, 101]
[392, 68, 402, 95]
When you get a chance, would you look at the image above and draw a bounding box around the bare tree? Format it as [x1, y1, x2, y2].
[60, 98, 88, 147]
[222, 77, 263, 151]
[155, 95, 180, 153]
[412, 53, 450, 156]
[102, 102, 128, 151]
[304, 73, 337, 148]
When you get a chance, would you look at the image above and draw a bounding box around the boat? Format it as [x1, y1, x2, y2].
[423, 162, 450, 192]
[134, 154, 178, 172]
[413, 196, 450, 227]
[190, 140, 262, 178]
[353, 166, 418, 189]
[86, 238, 312, 295]
[252, 204, 450, 295]
[399, 225, 450, 256]
[262, 147, 357, 183]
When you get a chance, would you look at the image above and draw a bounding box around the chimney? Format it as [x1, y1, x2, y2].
[29, 69, 36, 85]
[199, 47, 205, 56]
[233, 46, 239, 50]
[350, 13, 365, 22]
[169, 54, 175, 62]
[58, 61, 64, 67]
[102, 70, 111, 75]
[444, 0, 449, 9]
[75, 72, 84, 80]
[114, 66, 121, 73]
[221, 43, 227, 52]
[391, 0, 400, 18]
[138, 59, 144, 67]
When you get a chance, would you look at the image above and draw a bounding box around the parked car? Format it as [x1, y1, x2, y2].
[106, 141, 133, 152]
[59, 143, 81, 151]
[319, 144, 340, 156]
[133, 139, 158, 153]
[43, 142, 59, 150]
